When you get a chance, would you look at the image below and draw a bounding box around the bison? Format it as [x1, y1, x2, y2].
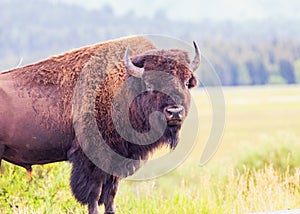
[0, 36, 200, 214]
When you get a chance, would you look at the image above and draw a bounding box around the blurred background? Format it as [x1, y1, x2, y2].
[1, 0, 300, 86]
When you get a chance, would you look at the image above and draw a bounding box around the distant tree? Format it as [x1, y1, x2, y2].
[230, 63, 239, 86]
[214, 64, 230, 86]
[268, 51, 275, 64]
[237, 63, 251, 85]
[245, 60, 268, 85]
[279, 59, 296, 84]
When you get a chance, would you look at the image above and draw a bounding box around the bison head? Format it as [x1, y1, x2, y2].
[120, 42, 200, 150]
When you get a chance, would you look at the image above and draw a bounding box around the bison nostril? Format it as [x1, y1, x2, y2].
[164, 105, 185, 120]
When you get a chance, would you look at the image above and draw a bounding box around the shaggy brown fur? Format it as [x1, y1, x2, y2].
[0, 36, 198, 214]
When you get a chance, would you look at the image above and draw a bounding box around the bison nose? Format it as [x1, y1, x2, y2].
[163, 105, 185, 121]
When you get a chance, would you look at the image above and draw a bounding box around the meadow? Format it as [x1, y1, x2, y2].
[1, 85, 300, 214]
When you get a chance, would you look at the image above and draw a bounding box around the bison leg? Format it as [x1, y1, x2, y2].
[88, 200, 101, 214]
[103, 184, 118, 214]
[70, 162, 103, 214]
[69, 147, 103, 214]
[98, 176, 120, 214]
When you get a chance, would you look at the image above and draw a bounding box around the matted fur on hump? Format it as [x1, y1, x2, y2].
[8, 36, 156, 92]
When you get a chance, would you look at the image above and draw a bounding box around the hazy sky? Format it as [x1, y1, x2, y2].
[49, 0, 300, 22]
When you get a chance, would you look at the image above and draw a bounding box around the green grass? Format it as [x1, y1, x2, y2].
[1, 85, 300, 213]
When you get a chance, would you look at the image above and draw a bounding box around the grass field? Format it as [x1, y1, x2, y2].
[1, 85, 300, 214]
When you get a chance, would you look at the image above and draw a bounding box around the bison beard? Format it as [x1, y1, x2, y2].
[164, 126, 180, 149]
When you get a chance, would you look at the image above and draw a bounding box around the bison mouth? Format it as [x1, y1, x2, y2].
[167, 119, 182, 126]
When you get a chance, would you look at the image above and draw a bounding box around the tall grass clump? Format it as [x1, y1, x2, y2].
[215, 131, 300, 213]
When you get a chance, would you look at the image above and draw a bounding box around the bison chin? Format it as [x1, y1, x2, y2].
[162, 125, 181, 150]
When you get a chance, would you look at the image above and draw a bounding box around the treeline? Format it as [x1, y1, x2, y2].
[200, 40, 300, 86]
[1, 0, 300, 86]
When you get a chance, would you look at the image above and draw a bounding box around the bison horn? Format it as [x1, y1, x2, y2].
[124, 46, 144, 78]
[189, 41, 201, 72]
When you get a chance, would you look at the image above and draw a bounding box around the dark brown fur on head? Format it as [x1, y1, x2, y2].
[130, 49, 197, 148]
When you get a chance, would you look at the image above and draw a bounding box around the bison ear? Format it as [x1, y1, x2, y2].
[188, 76, 198, 88]
[124, 47, 144, 78]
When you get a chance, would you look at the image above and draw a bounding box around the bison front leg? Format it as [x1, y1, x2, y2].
[104, 192, 117, 214]
[98, 177, 120, 214]
[68, 147, 103, 214]
[70, 171, 102, 214]
[88, 200, 101, 214]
